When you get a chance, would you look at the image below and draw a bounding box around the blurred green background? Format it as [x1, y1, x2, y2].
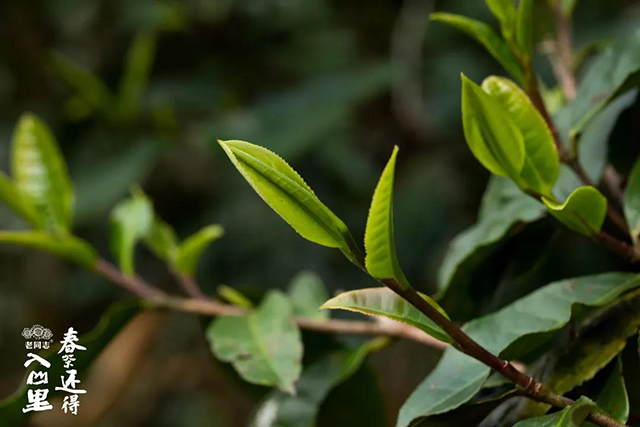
[1, 0, 639, 425]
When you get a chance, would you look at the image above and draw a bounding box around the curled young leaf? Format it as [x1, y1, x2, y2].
[461, 75, 526, 181]
[219, 140, 360, 263]
[481, 76, 559, 197]
[11, 113, 74, 234]
[430, 13, 524, 85]
[109, 192, 154, 275]
[0, 231, 97, 269]
[321, 287, 451, 344]
[542, 187, 607, 236]
[364, 146, 410, 289]
[173, 224, 224, 276]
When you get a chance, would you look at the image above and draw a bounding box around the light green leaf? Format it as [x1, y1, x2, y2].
[569, 29, 640, 135]
[0, 171, 40, 228]
[364, 146, 410, 288]
[486, 0, 516, 38]
[625, 156, 640, 248]
[542, 186, 607, 236]
[321, 287, 451, 344]
[0, 300, 142, 425]
[11, 113, 74, 234]
[208, 291, 303, 394]
[397, 273, 640, 427]
[49, 51, 115, 118]
[0, 231, 97, 269]
[250, 338, 384, 427]
[588, 358, 629, 425]
[461, 74, 526, 181]
[287, 271, 329, 321]
[109, 192, 154, 275]
[173, 224, 224, 275]
[219, 140, 359, 262]
[143, 216, 177, 261]
[430, 13, 524, 84]
[437, 177, 546, 315]
[481, 76, 559, 197]
[515, 0, 534, 59]
[117, 31, 157, 122]
[514, 397, 595, 427]
[218, 285, 254, 309]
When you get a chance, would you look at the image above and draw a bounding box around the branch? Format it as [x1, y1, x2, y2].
[94, 259, 447, 351]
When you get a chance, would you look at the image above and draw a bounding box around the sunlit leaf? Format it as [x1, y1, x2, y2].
[431, 13, 524, 84]
[364, 146, 410, 289]
[219, 140, 360, 263]
[0, 171, 40, 228]
[398, 273, 640, 427]
[513, 396, 595, 427]
[173, 224, 224, 275]
[481, 76, 559, 197]
[0, 300, 142, 425]
[0, 231, 97, 269]
[287, 271, 328, 321]
[542, 187, 607, 236]
[11, 114, 74, 234]
[625, 156, 640, 249]
[109, 192, 154, 275]
[208, 291, 303, 394]
[461, 74, 526, 181]
[321, 287, 451, 344]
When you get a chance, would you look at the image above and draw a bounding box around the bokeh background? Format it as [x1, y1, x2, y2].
[1, 0, 640, 426]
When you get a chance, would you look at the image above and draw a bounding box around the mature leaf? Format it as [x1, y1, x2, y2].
[143, 216, 177, 261]
[250, 338, 384, 427]
[219, 140, 358, 262]
[485, 0, 516, 39]
[0, 300, 142, 425]
[625, 156, 640, 248]
[0, 171, 40, 228]
[117, 31, 157, 121]
[173, 224, 224, 275]
[321, 287, 451, 343]
[481, 76, 559, 197]
[109, 192, 154, 275]
[437, 177, 546, 306]
[569, 29, 640, 134]
[11, 113, 74, 234]
[431, 13, 524, 84]
[515, 0, 534, 58]
[287, 271, 329, 321]
[218, 285, 254, 309]
[586, 358, 629, 425]
[461, 75, 526, 181]
[542, 187, 607, 236]
[208, 291, 303, 394]
[397, 273, 640, 427]
[49, 51, 115, 118]
[0, 231, 97, 269]
[513, 397, 595, 427]
[364, 146, 410, 288]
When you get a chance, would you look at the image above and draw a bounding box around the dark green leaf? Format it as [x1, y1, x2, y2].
[11, 114, 74, 234]
[398, 273, 640, 427]
[364, 146, 411, 288]
[173, 224, 224, 276]
[0, 231, 97, 269]
[208, 291, 303, 394]
[117, 31, 157, 121]
[588, 358, 629, 425]
[321, 287, 451, 344]
[287, 271, 329, 321]
[542, 186, 607, 236]
[0, 300, 142, 425]
[431, 13, 524, 84]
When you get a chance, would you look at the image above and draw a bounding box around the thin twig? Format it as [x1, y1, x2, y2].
[94, 259, 447, 350]
[171, 269, 208, 300]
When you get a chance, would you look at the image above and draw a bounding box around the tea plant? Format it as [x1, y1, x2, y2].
[2, 1, 640, 426]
